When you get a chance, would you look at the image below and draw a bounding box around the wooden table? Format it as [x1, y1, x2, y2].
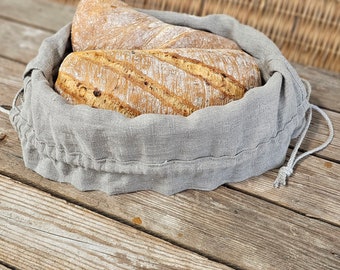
[0, 1, 339, 269]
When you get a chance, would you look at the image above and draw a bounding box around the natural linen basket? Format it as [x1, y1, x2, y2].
[8, 10, 333, 195]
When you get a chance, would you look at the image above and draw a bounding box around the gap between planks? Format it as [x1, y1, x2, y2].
[0, 0, 75, 32]
[0, 14, 56, 35]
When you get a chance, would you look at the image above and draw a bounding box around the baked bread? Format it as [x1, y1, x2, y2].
[71, 0, 240, 51]
[55, 49, 261, 117]
[56, 0, 262, 117]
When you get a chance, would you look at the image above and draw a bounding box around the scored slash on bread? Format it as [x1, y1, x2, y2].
[55, 49, 261, 117]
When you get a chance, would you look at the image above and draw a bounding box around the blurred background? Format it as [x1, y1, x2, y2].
[52, 0, 339, 73]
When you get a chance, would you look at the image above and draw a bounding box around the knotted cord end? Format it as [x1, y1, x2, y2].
[273, 166, 293, 188]
[273, 104, 334, 189]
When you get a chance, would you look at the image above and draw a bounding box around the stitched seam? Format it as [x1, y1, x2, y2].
[14, 101, 307, 169]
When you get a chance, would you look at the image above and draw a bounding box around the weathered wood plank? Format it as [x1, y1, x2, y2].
[0, 19, 51, 64]
[229, 155, 340, 225]
[1, 168, 339, 270]
[295, 64, 340, 113]
[0, 0, 74, 32]
[0, 174, 233, 270]
[0, 57, 25, 106]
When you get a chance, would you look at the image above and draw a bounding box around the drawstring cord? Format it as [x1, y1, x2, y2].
[0, 88, 24, 115]
[0, 105, 10, 115]
[273, 104, 334, 188]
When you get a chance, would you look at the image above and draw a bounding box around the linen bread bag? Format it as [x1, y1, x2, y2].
[9, 2, 332, 195]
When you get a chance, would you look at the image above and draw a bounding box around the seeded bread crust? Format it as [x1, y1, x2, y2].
[55, 49, 261, 117]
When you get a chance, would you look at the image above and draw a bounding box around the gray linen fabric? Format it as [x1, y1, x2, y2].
[9, 11, 311, 195]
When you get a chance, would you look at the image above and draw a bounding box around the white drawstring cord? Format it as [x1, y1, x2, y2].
[0, 88, 24, 115]
[274, 104, 334, 187]
[0, 105, 10, 115]
[0, 105, 10, 141]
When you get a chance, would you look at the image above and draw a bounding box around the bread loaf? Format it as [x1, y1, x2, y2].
[55, 49, 261, 117]
[56, 0, 262, 117]
[71, 0, 240, 51]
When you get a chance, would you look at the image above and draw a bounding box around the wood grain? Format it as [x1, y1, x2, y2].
[0, 174, 233, 270]
[0, 18, 50, 63]
[0, 0, 75, 31]
[0, 57, 24, 106]
[229, 155, 340, 225]
[294, 63, 340, 113]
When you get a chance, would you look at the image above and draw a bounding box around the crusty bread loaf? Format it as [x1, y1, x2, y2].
[71, 0, 240, 51]
[55, 49, 261, 117]
[56, 0, 262, 117]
